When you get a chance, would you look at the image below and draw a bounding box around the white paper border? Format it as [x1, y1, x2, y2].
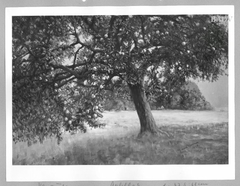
[6, 6, 235, 181]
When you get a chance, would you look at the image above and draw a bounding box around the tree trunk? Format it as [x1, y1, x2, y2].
[128, 83, 160, 135]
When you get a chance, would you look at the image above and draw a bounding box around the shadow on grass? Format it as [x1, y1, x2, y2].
[44, 122, 228, 165]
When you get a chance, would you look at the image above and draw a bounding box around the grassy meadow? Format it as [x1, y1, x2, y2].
[13, 109, 228, 165]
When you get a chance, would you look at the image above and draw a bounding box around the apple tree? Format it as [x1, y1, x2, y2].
[12, 15, 228, 142]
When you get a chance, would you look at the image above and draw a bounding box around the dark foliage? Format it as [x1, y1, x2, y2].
[12, 15, 228, 143]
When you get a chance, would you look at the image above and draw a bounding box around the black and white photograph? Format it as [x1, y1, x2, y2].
[5, 6, 235, 182]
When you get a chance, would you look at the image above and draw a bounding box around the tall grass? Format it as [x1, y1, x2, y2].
[13, 110, 228, 165]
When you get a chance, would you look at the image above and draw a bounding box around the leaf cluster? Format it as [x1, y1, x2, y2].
[12, 15, 228, 144]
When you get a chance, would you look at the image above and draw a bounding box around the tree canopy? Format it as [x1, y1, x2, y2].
[12, 15, 228, 143]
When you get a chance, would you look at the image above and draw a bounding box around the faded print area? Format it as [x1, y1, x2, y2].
[6, 6, 235, 182]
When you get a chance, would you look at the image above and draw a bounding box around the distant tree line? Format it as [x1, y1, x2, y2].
[12, 15, 227, 143]
[103, 81, 213, 111]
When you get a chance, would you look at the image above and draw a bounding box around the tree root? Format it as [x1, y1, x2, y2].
[137, 128, 173, 139]
[157, 128, 173, 138]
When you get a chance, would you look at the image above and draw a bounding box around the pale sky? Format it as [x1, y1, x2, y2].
[196, 75, 228, 108]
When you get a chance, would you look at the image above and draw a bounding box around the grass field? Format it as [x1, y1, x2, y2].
[12, 109, 228, 165]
